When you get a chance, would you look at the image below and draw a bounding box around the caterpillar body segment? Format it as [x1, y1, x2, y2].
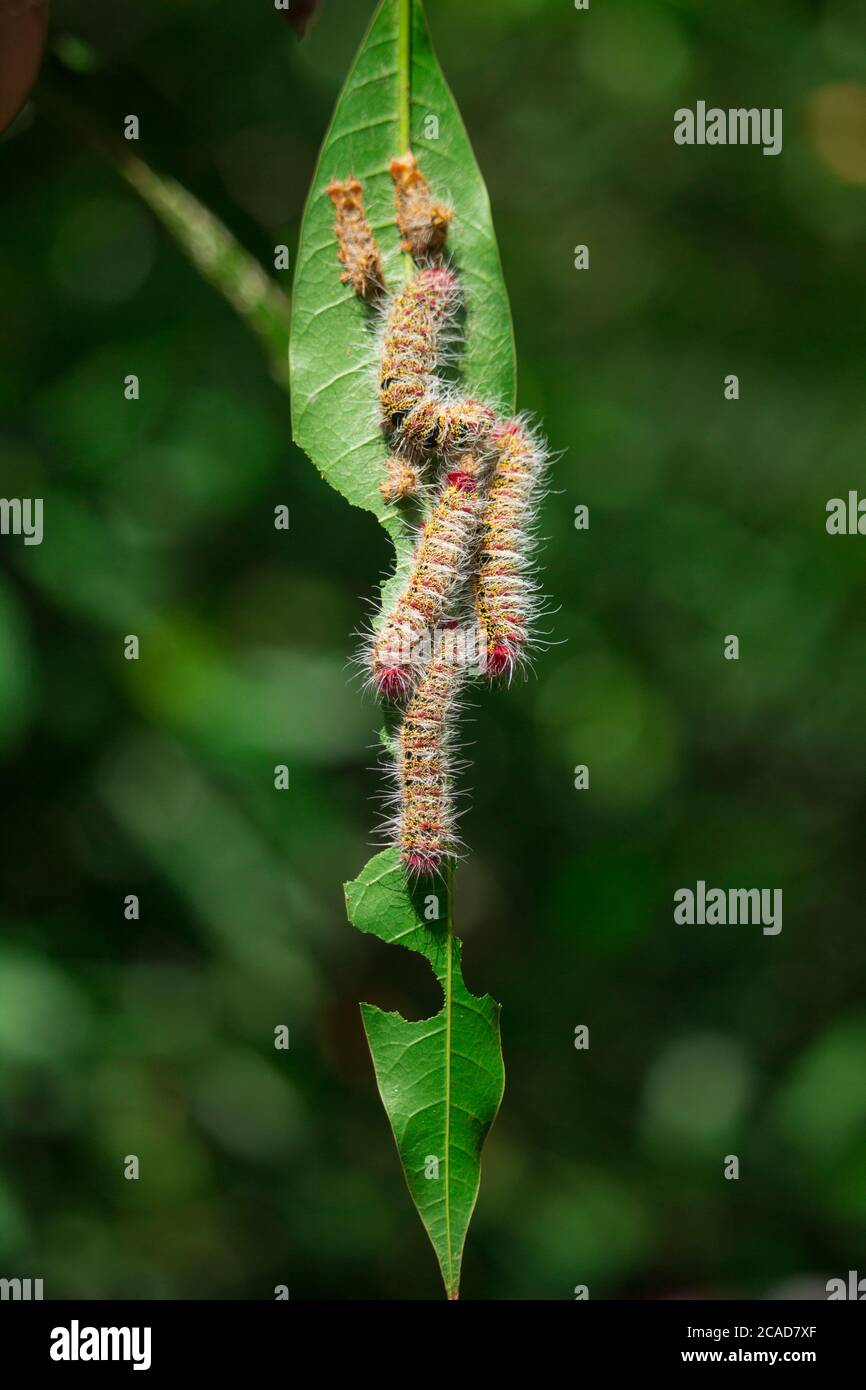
[326, 176, 385, 302]
[378, 266, 460, 433]
[389, 151, 453, 261]
[389, 625, 468, 876]
[368, 455, 486, 699]
[396, 395, 497, 462]
[475, 417, 550, 678]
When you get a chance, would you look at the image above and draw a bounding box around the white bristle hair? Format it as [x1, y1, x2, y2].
[474, 413, 552, 680]
[377, 622, 473, 878]
[362, 453, 490, 701]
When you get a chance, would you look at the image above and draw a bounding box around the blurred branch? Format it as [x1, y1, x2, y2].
[120, 156, 291, 390]
[37, 73, 292, 391]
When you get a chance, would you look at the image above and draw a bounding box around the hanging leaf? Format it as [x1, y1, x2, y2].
[346, 850, 505, 1300]
[289, 0, 516, 558]
[292, 0, 514, 1298]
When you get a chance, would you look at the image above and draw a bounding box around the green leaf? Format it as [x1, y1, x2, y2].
[346, 849, 505, 1300]
[294, 0, 513, 1299]
[289, 0, 516, 563]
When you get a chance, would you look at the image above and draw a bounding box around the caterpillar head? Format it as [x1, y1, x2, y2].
[372, 659, 414, 701]
[485, 640, 519, 679]
[403, 848, 442, 877]
[443, 452, 479, 494]
[446, 468, 477, 494]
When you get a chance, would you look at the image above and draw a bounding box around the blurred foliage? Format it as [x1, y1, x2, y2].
[1, 0, 865, 1300]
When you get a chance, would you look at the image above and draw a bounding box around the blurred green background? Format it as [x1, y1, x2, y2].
[2, 0, 866, 1300]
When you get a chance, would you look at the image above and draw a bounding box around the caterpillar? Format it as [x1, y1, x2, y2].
[474, 417, 549, 677]
[329, 167, 494, 493]
[375, 255, 496, 461]
[389, 624, 467, 876]
[378, 265, 459, 434]
[368, 454, 485, 698]
[326, 176, 385, 302]
[389, 151, 453, 261]
[379, 271, 497, 463]
[327, 158, 552, 874]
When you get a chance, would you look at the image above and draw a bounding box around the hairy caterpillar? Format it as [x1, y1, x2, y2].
[389, 151, 452, 261]
[368, 455, 485, 698]
[326, 176, 385, 302]
[326, 185, 462, 498]
[378, 265, 459, 433]
[327, 158, 552, 873]
[380, 274, 496, 462]
[329, 170, 494, 494]
[475, 418, 549, 677]
[389, 624, 467, 875]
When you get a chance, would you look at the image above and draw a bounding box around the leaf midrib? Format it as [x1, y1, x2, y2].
[443, 871, 454, 1292]
[293, 0, 514, 1298]
[396, 0, 454, 1292]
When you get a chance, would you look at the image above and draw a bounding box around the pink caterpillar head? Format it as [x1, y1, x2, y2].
[486, 640, 518, 678]
[445, 466, 477, 494]
[403, 848, 442, 877]
[372, 660, 415, 701]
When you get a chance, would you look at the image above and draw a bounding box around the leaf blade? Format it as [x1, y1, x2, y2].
[289, 0, 516, 535]
[294, 0, 513, 1298]
[347, 849, 505, 1298]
